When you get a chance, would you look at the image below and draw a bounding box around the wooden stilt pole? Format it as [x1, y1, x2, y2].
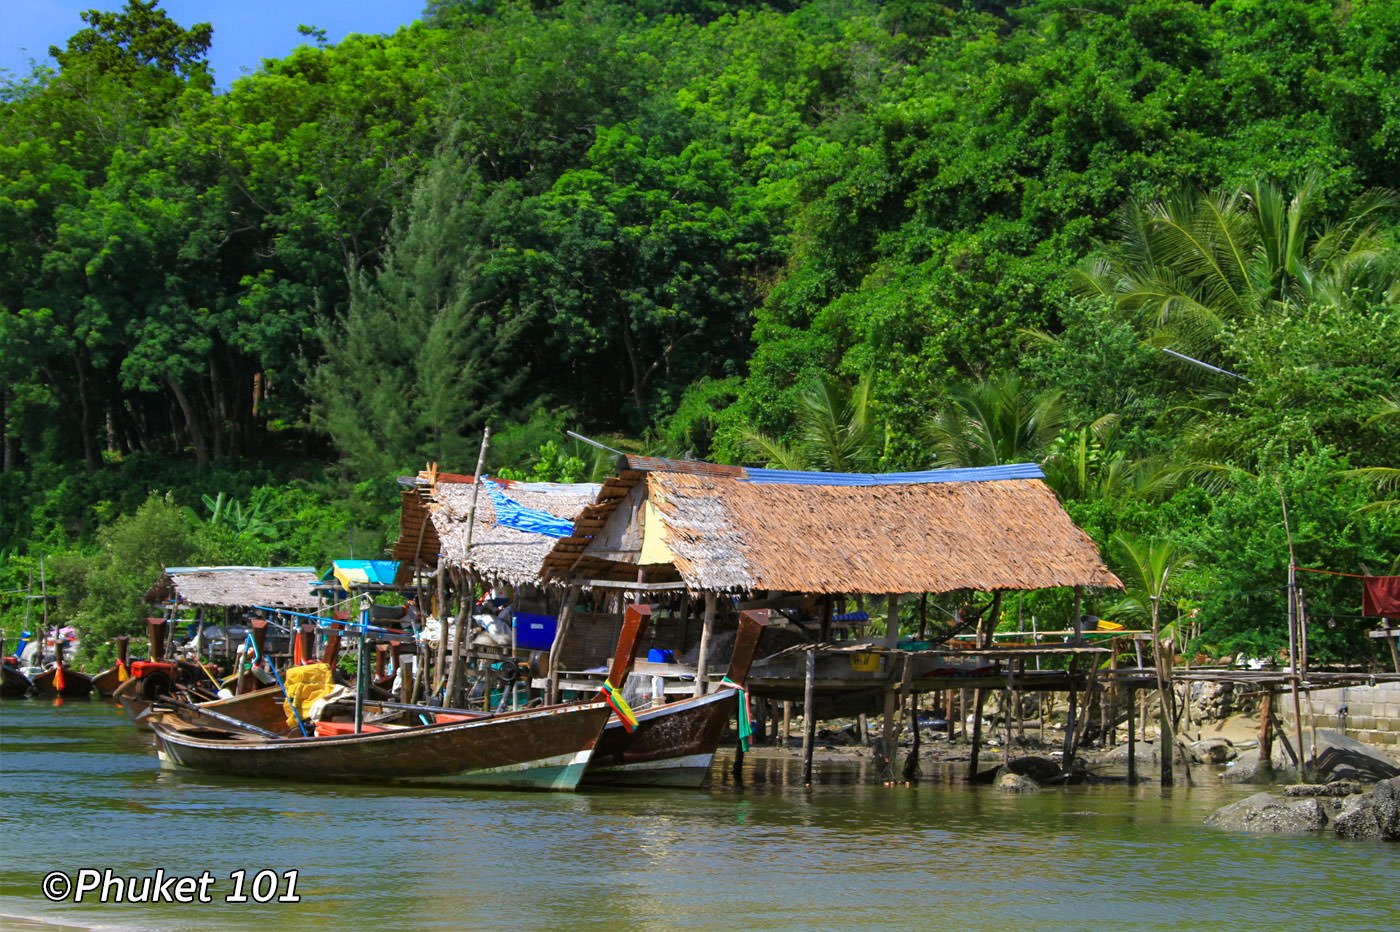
[1126, 684, 1137, 785]
[802, 648, 816, 786]
[967, 688, 988, 782]
[1258, 689, 1275, 768]
[693, 591, 717, 698]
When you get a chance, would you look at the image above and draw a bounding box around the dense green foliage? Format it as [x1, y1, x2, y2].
[2, 0, 1396, 666]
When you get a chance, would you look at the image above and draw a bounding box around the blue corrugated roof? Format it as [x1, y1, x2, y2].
[743, 463, 1044, 486]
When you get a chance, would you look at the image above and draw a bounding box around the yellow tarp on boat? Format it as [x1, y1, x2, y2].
[283, 662, 337, 728]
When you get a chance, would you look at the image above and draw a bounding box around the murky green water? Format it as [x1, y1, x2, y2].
[2, 702, 1395, 931]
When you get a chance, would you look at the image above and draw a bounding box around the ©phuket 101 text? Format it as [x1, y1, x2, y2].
[42, 868, 301, 904]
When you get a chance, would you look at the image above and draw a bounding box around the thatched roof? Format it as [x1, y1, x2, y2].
[146, 566, 321, 609]
[542, 459, 1121, 595]
[392, 471, 601, 588]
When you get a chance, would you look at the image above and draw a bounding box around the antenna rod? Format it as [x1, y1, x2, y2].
[1161, 347, 1251, 382]
[566, 430, 626, 456]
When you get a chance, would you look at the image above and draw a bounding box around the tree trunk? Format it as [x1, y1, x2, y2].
[167, 376, 210, 467]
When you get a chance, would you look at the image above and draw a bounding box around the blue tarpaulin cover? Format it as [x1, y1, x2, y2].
[482, 478, 576, 538]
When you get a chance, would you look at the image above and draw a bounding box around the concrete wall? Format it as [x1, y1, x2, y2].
[1282, 682, 1400, 748]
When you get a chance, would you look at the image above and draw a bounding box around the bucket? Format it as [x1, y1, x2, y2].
[849, 652, 880, 673]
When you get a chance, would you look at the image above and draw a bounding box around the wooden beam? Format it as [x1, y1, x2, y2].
[693, 591, 717, 698]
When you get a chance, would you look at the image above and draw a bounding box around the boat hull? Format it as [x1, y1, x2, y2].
[1, 665, 32, 698]
[151, 701, 613, 791]
[582, 688, 738, 789]
[30, 667, 94, 698]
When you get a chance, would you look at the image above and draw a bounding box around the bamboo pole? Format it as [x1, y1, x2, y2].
[444, 430, 491, 706]
[693, 591, 717, 698]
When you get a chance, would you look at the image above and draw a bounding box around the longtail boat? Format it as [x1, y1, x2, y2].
[1, 635, 32, 698]
[149, 604, 651, 791]
[582, 608, 766, 788]
[91, 636, 132, 698]
[30, 641, 93, 698]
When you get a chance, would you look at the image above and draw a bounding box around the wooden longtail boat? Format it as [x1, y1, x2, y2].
[91, 636, 132, 698]
[150, 605, 651, 791]
[1, 635, 32, 698]
[582, 608, 766, 788]
[30, 642, 93, 698]
[1, 659, 31, 698]
[145, 685, 291, 734]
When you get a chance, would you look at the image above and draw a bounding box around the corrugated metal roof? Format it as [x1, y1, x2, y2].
[744, 463, 1045, 485]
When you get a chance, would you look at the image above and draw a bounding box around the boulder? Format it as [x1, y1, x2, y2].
[1204, 792, 1331, 834]
[1331, 777, 1400, 841]
[1099, 740, 1159, 766]
[1002, 756, 1064, 783]
[995, 771, 1040, 794]
[1188, 737, 1238, 764]
[1220, 749, 1275, 784]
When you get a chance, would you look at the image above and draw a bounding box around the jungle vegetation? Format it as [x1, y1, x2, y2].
[2, 0, 1396, 664]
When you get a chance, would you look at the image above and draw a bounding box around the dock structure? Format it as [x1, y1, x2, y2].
[540, 455, 1124, 783]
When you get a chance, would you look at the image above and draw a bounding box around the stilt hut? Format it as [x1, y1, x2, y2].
[541, 456, 1123, 776]
[389, 468, 604, 704]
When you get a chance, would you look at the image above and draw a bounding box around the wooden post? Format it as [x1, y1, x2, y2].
[1258, 689, 1275, 768]
[783, 700, 792, 745]
[1003, 667, 1014, 766]
[879, 594, 901, 776]
[802, 648, 816, 786]
[693, 591, 717, 698]
[546, 585, 581, 704]
[967, 687, 988, 781]
[432, 564, 448, 695]
[1126, 683, 1137, 785]
[444, 568, 473, 707]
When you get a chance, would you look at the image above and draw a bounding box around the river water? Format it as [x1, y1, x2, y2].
[1, 702, 1395, 931]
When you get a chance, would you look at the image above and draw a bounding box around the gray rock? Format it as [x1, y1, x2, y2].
[1220, 749, 1276, 784]
[1204, 792, 1331, 834]
[1281, 780, 1365, 798]
[1332, 777, 1400, 841]
[995, 771, 1040, 794]
[1002, 756, 1063, 783]
[1189, 737, 1237, 764]
[1099, 740, 1159, 766]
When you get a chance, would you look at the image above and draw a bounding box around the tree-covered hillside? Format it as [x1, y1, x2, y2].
[2, 0, 1396, 664]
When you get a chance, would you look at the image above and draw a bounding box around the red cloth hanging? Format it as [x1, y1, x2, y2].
[1362, 576, 1400, 618]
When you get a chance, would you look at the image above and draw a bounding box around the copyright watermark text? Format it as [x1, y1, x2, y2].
[42, 868, 301, 904]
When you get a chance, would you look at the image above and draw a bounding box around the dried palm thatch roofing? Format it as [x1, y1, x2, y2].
[542, 457, 1122, 595]
[145, 566, 321, 610]
[391, 471, 602, 588]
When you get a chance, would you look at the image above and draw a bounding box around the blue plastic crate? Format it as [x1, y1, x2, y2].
[513, 612, 557, 651]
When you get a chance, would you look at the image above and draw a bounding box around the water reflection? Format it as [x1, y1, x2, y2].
[2, 703, 1396, 932]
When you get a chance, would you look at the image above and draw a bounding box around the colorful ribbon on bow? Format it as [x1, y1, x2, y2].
[116, 659, 129, 683]
[598, 678, 638, 732]
[720, 676, 752, 752]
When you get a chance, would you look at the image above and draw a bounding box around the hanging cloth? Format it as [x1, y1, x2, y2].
[1362, 576, 1400, 618]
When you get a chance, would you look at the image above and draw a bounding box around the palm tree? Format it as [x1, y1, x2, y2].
[1111, 531, 1193, 784]
[741, 372, 885, 471]
[921, 373, 1066, 467]
[1343, 396, 1400, 522]
[1075, 174, 1398, 363]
